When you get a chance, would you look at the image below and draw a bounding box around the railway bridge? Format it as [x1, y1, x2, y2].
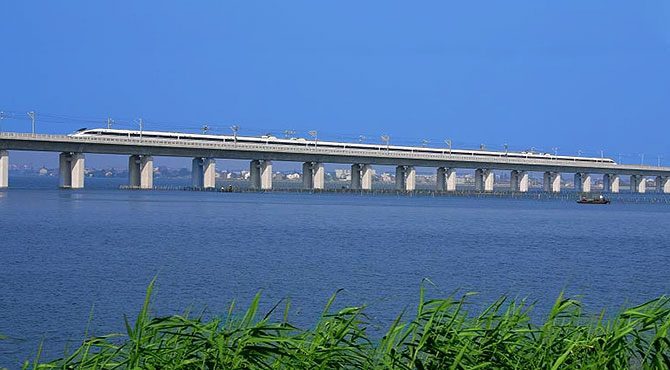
[1, 131, 669, 194]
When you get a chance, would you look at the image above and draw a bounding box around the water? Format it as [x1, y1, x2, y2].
[1, 176, 670, 367]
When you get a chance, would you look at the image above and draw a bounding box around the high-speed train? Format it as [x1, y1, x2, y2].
[69, 128, 616, 164]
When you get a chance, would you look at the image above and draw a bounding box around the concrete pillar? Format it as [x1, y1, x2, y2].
[0, 150, 7, 188]
[129, 155, 141, 188]
[630, 175, 646, 194]
[657, 176, 670, 194]
[633, 175, 646, 193]
[483, 169, 494, 192]
[552, 173, 561, 193]
[192, 158, 205, 188]
[436, 167, 446, 191]
[203, 158, 216, 189]
[140, 156, 153, 189]
[574, 173, 591, 193]
[446, 168, 457, 191]
[475, 169, 484, 191]
[71, 153, 85, 189]
[361, 164, 373, 190]
[250, 160, 261, 189]
[510, 170, 528, 192]
[543, 172, 561, 193]
[312, 162, 324, 190]
[475, 169, 492, 192]
[302, 162, 313, 189]
[543, 171, 551, 193]
[603, 174, 620, 193]
[59, 152, 85, 189]
[351, 164, 361, 190]
[260, 160, 272, 190]
[395, 166, 405, 190]
[519, 171, 529, 192]
[510, 170, 519, 192]
[405, 166, 416, 191]
[59, 153, 72, 188]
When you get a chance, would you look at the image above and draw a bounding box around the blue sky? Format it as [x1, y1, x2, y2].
[1, 1, 669, 168]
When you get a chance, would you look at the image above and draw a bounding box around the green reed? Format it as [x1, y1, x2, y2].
[20, 279, 670, 369]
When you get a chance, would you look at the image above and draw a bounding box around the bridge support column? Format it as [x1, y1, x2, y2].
[313, 163, 324, 189]
[436, 167, 446, 191]
[0, 150, 8, 188]
[129, 155, 153, 189]
[405, 166, 416, 191]
[250, 160, 261, 189]
[475, 169, 493, 192]
[260, 160, 272, 190]
[475, 169, 484, 191]
[603, 174, 620, 193]
[59, 152, 85, 189]
[395, 166, 405, 191]
[446, 168, 456, 191]
[302, 162, 313, 189]
[203, 159, 216, 189]
[510, 170, 528, 192]
[544, 172, 561, 193]
[574, 173, 591, 193]
[192, 158, 215, 188]
[302, 162, 324, 190]
[656, 176, 670, 193]
[395, 165, 415, 191]
[361, 164, 373, 190]
[140, 156, 153, 189]
[351, 164, 361, 190]
[631, 175, 646, 194]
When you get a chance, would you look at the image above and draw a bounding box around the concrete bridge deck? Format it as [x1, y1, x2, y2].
[1, 131, 669, 193]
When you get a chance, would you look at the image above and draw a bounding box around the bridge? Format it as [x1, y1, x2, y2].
[1, 131, 670, 194]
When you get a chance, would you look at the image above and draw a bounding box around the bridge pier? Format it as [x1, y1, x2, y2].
[630, 175, 646, 193]
[446, 168, 456, 191]
[59, 152, 85, 189]
[510, 170, 528, 192]
[395, 165, 415, 191]
[395, 166, 405, 190]
[475, 169, 493, 192]
[574, 173, 591, 193]
[436, 167, 446, 191]
[351, 164, 361, 190]
[302, 162, 324, 190]
[129, 155, 153, 189]
[351, 164, 373, 190]
[0, 150, 7, 188]
[192, 158, 216, 189]
[251, 160, 272, 190]
[603, 174, 620, 193]
[361, 164, 373, 190]
[656, 176, 670, 193]
[436, 167, 457, 191]
[543, 172, 561, 193]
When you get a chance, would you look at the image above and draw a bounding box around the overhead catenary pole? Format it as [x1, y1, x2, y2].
[139, 118, 143, 139]
[231, 125, 239, 143]
[381, 135, 390, 150]
[0, 111, 4, 132]
[28, 111, 35, 134]
[107, 118, 115, 129]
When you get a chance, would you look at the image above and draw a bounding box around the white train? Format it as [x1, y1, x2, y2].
[70, 128, 616, 164]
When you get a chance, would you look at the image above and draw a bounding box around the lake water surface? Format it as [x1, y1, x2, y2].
[1, 176, 670, 367]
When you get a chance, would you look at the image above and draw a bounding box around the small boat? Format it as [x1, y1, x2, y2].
[577, 195, 610, 204]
